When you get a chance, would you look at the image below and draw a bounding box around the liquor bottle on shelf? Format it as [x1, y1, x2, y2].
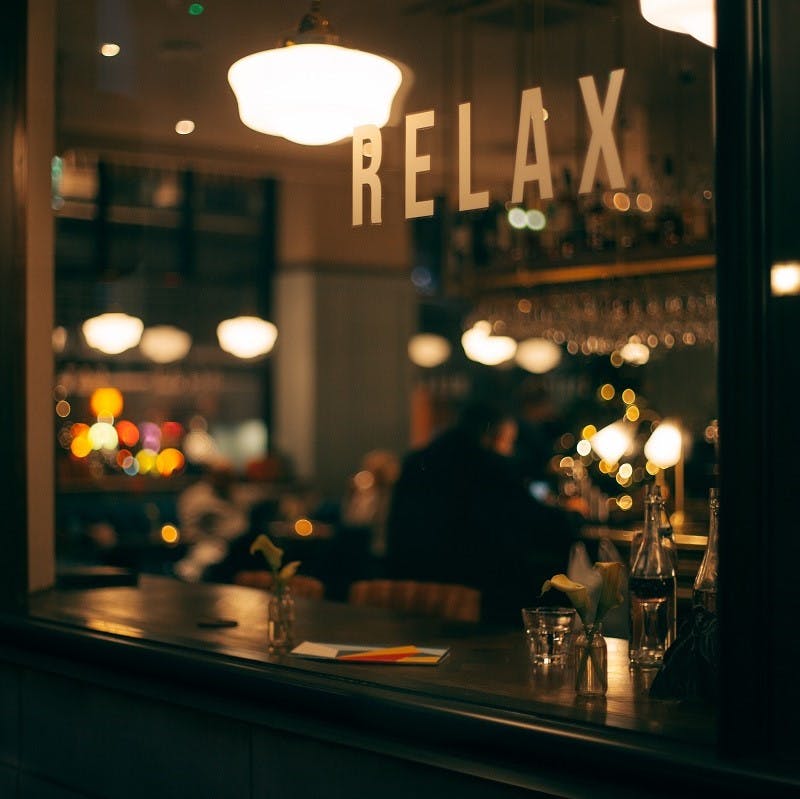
[629, 483, 678, 668]
[692, 487, 719, 614]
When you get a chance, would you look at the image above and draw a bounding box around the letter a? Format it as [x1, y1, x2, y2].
[578, 69, 625, 194]
[511, 87, 553, 204]
[352, 125, 383, 226]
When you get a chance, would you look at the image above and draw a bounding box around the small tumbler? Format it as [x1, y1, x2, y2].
[521, 606, 577, 665]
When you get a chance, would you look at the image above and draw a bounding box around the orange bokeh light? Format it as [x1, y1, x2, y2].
[115, 420, 140, 447]
[156, 448, 185, 477]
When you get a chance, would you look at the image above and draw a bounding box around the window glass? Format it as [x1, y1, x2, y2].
[50, 0, 717, 743]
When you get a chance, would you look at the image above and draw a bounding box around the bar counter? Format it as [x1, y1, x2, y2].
[0, 576, 796, 798]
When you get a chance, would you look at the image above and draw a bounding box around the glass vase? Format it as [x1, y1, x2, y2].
[574, 624, 608, 698]
[267, 586, 295, 653]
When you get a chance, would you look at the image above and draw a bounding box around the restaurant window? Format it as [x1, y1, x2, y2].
[37, 0, 722, 751]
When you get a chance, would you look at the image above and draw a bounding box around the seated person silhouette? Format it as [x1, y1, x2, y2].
[385, 400, 582, 627]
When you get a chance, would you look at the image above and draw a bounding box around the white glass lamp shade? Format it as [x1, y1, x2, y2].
[620, 338, 651, 365]
[644, 421, 683, 469]
[228, 43, 403, 146]
[639, 0, 716, 48]
[217, 315, 278, 359]
[590, 420, 635, 465]
[408, 333, 451, 368]
[140, 325, 193, 363]
[461, 321, 517, 366]
[515, 338, 562, 374]
[82, 312, 144, 355]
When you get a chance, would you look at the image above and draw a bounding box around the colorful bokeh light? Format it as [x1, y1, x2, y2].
[89, 387, 124, 419]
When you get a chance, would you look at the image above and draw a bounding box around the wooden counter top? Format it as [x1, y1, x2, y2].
[2, 575, 794, 797]
[24, 575, 713, 747]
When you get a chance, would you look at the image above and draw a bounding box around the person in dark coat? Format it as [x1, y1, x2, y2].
[385, 400, 582, 627]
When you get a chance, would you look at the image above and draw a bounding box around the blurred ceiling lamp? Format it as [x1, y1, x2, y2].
[140, 325, 193, 363]
[590, 420, 636, 465]
[620, 337, 651, 365]
[515, 338, 562, 374]
[461, 320, 517, 366]
[408, 333, 451, 368]
[771, 261, 800, 296]
[82, 312, 144, 355]
[639, 0, 716, 48]
[644, 421, 683, 469]
[217, 315, 278, 359]
[227, 1, 404, 146]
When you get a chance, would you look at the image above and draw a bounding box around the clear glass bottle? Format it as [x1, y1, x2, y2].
[629, 484, 677, 668]
[630, 483, 677, 578]
[574, 623, 608, 698]
[693, 487, 719, 614]
[267, 585, 295, 654]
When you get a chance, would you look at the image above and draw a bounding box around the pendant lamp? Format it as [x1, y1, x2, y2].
[82, 312, 144, 355]
[461, 321, 517, 367]
[217, 315, 278, 359]
[515, 338, 562, 374]
[139, 325, 193, 363]
[408, 333, 451, 368]
[228, 1, 404, 145]
[639, 0, 716, 48]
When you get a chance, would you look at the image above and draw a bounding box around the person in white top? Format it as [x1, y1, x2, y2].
[173, 460, 249, 582]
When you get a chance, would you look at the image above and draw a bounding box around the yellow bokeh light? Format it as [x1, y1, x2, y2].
[294, 518, 314, 537]
[645, 461, 660, 475]
[599, 383, 615, 401]
[576, 439, 592, 457]
[156, 448, 185, 477]
[136, 448, 158, 474]
[621, 389, 636, 405]
[70, 434, 92, 459]
[160, 524, 180, 545]
[610, 351, 624, 367]
[598, 459, 611, 474]
[616, 494, 634, 510]
[559, 456, 574, 470]
[615, 472, 630, 486]
[618, 463, 633, 480]
[89, 387, 124, 419]
[625, 405, 640, 422]
[581, 424, 597, 440]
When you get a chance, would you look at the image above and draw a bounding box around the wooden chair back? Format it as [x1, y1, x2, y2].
[347, 579, 481, 623]
[233, 570, 325, 600]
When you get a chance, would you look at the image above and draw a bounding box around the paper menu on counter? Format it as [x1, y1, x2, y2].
[290, 641, 449, 665]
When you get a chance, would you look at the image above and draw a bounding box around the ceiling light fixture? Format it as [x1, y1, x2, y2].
[140, 325, 193, 363]
[217, 315, 278, 359]
[515, 338, 562, 374]
[227, 1, 404, 146]
[639, 0, 716, 48]
[461, 321, 517, 366]
[408, 333, 451, 368]
[82, 312, 144, 355]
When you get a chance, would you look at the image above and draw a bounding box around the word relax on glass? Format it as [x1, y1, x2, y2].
[352, 68, 625, 226]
